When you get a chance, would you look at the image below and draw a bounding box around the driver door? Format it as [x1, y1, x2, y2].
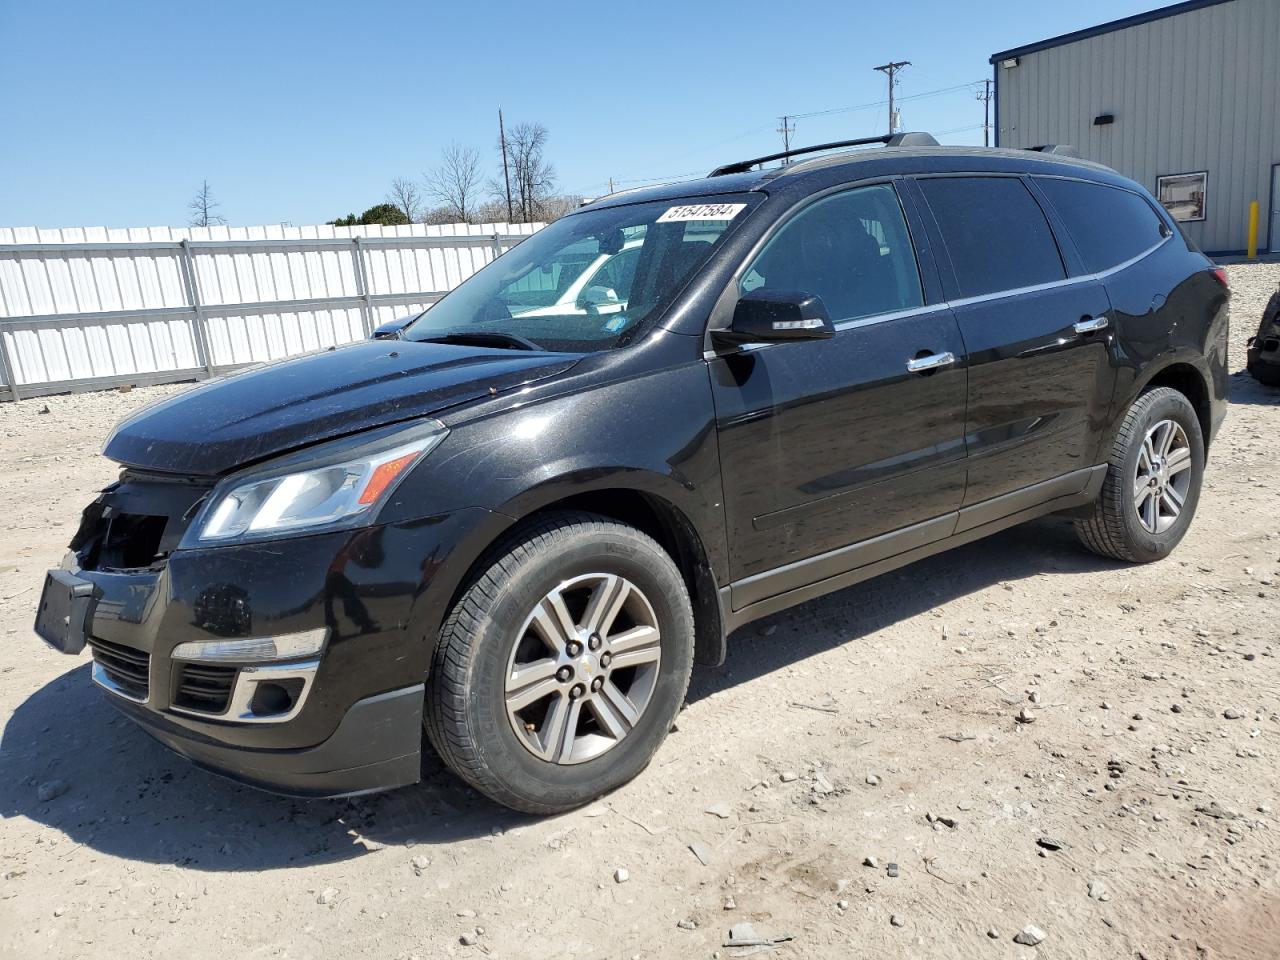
[709, 182, 969, 605]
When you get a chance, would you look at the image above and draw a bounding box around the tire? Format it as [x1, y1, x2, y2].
[1074, 386, 1205, 563]
[424, 511, 694, 814]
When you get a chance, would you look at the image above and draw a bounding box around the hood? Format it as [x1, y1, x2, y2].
[104, 340, 580, 476]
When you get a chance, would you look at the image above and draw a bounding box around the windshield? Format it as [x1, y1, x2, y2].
[403, 195, 757, 352]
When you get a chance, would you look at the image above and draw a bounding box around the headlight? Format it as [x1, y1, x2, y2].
[191, 421, 446, 545]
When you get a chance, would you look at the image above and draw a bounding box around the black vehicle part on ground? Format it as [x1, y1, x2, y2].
[1246, 288, 1280, 386]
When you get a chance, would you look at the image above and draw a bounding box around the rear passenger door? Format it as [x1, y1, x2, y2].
[911, 175, 1116, 514]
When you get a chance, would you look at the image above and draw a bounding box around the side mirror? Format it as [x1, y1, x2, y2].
[712, 291, 835, 347]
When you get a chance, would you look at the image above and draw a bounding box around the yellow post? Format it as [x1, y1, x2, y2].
[1247, 201, 1259, 259]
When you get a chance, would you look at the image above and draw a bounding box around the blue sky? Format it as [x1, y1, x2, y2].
[1, 0, 1171, 228]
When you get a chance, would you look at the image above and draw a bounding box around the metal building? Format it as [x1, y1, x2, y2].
[990, 0, 1280, 255]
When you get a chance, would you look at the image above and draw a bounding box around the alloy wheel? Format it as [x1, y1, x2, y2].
[504, 573, 662, 765]
[1132, 418, 1193, 534]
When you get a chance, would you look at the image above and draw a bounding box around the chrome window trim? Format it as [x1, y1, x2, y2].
[832, 301, 954, 333]
[701, 233, 1170, 361]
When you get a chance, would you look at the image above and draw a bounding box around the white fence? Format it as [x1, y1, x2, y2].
[0, 220, 543, 401]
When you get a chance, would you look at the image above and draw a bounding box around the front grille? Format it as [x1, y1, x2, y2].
[88, 637, 150, 701]
[172, 662, 238, 714]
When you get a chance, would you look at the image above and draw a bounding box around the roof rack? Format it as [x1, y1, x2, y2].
[1025, 144, 1080, 158]
[709, 132, 940, 176]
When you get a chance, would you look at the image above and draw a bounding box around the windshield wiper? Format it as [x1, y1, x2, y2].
[418, 331, 542, 351]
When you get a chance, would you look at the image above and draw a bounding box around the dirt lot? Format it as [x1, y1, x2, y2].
[1, 263, 1277, 960]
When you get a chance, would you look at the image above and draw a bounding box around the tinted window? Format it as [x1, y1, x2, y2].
[741, 184, 923, 322]
[918, 177, 1066, 298]
[1036, 178, 1167, 273]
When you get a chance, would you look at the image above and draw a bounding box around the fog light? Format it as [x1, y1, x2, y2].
[249, 679, 305, 716]
[171, 628, 327, 664]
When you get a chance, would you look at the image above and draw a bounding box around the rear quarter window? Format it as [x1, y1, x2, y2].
[1035, 178, 1168, 273]
[917, 177, 1066, 298]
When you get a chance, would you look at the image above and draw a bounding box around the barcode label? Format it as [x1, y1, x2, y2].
[656, 203, 747, 223]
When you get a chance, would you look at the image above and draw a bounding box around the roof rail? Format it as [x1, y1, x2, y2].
[1025, 144, 1080, 158]
[709, 131, 940, 176]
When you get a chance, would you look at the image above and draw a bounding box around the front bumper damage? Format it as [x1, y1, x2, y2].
[38, 471, 499, 797]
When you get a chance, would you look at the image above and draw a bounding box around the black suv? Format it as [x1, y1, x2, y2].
[35, 134, 1229, 814]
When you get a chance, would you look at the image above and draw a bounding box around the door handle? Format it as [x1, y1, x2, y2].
[1074, 316, 1110, 334]
[906, 351, 956, 373]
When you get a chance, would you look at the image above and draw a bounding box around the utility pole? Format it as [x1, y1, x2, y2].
[498, 108, 513, 223]
[608, 177, 615, 194]
[776, 115, 796, 163]
[976, 79, 993, 146]
[873, 60, 911, 134]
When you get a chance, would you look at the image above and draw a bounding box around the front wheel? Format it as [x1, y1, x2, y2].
[1074, 386, 1205, 563]
[425, 511, 694, 814]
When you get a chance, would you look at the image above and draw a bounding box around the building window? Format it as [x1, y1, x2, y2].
[1156, 172, 1207, 222]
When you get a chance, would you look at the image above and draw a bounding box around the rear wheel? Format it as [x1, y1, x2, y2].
[425, 511, 694, 814]
[1075, 386, 1205, 563]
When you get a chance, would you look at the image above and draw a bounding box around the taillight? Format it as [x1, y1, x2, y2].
[1211, 267, 1229, 289]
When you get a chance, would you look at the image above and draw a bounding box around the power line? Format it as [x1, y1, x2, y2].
[789, 81, 982, 122]
[934, 122, 984, 136]
[571, 80, 988, 196]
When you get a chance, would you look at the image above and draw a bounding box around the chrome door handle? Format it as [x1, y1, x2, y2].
[906, 351, 956, 373]
[1074, 316, 1110, 334]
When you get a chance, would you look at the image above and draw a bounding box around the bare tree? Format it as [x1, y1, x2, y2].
[421, 205, 466, 226]
[538, 194, 585, 222]
[424, 142, 483, 223]
[387, 177, 422, 223]
[498, 122, 556, 223]
[470, 199, 512, 225]
[187, 180, 226, 228]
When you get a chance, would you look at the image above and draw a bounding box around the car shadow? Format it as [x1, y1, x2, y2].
[1227, 368, 1280, 407]
[689, 514, 1123, 703]
[0, 663, 534, 872]
[1, 516, 1122, 872]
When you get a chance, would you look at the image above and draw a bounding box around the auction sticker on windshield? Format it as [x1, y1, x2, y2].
[656, 203, 746, 223]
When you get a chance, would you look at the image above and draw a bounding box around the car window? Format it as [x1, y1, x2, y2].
[1035, 178, 1168, 273]
[917, 177, 1066, 298]
[502, 239, 598, 309]
[741, 184, 924, 323]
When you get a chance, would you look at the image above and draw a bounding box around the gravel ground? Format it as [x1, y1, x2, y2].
[1, 263, 1277, 960]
